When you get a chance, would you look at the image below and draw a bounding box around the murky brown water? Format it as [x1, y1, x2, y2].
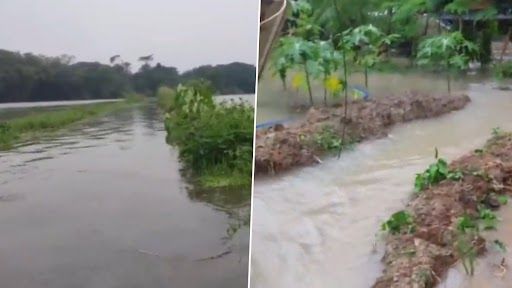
[251, 75, 512, 288]
[0, 102, 250, 288]
[256, 69, 476, 123]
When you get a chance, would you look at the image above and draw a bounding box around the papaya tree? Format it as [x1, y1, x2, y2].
[345, 24, 399, 89]
[316, 40, 343, 105]
[416, 31, 479, 94]
[273, 36, 321, 106]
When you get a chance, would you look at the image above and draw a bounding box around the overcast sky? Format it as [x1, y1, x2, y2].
[0, 0, 259, 72]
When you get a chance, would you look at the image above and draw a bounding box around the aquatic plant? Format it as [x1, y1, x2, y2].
[416, 32, 479, 94]
[381, 210, 415, 235]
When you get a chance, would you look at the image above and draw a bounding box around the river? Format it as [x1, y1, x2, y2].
[0, 99, 250, 288]
[251, 73, 512, 287]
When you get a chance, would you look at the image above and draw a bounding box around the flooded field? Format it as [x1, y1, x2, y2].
[0, 101, 250, 288]
[251, 75, 512, 287]
[256, 70, 472, 123]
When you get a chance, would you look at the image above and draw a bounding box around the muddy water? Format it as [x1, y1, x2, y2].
[251, 80, 512, 288]
[0, 102, 250, 288]
[256, 70, 470, 123]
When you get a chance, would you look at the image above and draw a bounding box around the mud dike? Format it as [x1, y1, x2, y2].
[254, 92, 471, 175]
[373, 132, 512, 288]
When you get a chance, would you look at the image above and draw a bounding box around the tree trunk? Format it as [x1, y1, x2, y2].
[423, 14, 430, 36]
[446, 61, 451, 95]
[339, 50, 349, 159]
[387, 8, 393, 35]
[304, 63, 313, 106]
[364, 67, 369, 89]
[332, 0, 349, 158]
[323, 85, 327, 106]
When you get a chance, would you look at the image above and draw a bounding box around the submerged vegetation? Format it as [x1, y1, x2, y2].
[0, 98, 140, 150]
[163, 81, 253, 189]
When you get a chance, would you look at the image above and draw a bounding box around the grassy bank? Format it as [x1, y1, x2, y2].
[0, 96, 142, 150]
[161, 82, 253, 189]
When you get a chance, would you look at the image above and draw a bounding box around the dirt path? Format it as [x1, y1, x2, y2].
[255, 92, 470, 175]
[373, 132, 512, 288]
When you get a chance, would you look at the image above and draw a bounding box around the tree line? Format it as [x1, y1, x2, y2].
[0, 49, 256, 103]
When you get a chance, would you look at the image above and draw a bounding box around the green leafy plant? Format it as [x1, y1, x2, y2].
[164, 80, 253, 189]
[456, 233, 477, 276]
[478, 206, 499, 230]
[492, 126, 503, 137]
[381, 210, 415, 235]
[456, 214, 479, 234]
[345, 24, 399, 89]
[272, 36, 321, 106]
[416, 32, 479, 94]
[313, 125, 343, 152]
[414, 157, 462, 192]
[317, 40, 344, 105]
[455, 214, 480, 276]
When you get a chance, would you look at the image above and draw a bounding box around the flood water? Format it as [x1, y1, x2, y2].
[251, 74, 512, 288]
[0, 100, 250, 288]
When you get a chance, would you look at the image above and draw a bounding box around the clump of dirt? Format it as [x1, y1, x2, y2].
[373, 132, 512, 288]
[255, 92, 470, 175]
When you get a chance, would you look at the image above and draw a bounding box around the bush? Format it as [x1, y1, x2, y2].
[164, 81, 253, 188]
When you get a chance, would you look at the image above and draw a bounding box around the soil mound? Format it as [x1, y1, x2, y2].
[373, 132, 512, 288]
[255, 92, 470, 175]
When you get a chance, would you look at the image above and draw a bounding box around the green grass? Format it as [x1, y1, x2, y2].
[0, 98, 141, 150]
[198, 166, 252, 189]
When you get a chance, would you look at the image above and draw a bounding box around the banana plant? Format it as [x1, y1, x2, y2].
[416, 31, 479, 94]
